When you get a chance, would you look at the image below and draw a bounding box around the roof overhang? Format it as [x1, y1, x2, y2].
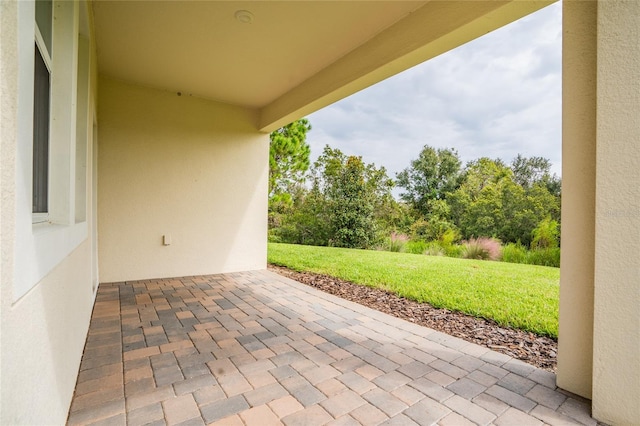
[92, 1, 555, 132]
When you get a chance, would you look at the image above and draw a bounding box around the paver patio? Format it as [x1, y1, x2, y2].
[67, 270, 597, 425]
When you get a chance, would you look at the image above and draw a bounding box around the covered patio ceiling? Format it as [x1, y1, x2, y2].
[91, 1, 554, 131]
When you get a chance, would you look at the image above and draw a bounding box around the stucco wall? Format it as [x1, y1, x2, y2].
[97, 77, 268, 283]
[591, 1, 640, 424]
[1, 2, 98, 423]
[559, 2, 640, 424]
[1, 242, 95, 424]
[557, 0, 596, 399]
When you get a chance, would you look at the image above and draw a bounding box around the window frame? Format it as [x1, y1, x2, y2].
[14, 0, 90, 301]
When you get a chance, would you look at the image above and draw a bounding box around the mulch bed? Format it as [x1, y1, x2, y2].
[268, 264, 557, 372]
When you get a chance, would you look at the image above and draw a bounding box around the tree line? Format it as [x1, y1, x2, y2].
[268, 119, 561, 264]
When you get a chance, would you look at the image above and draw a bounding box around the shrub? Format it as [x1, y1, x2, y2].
[501, 243, 560, 267]
[463, 240, 489, 260]
[462, 237, 502, 261]
[531, 218, 559, 249]
[438, 228, 462, 257]
[502, 242, 528, 264]
[409, 218, 430, 240]
[386, 232, 409, 252]
[405, 240, 428, 255]
[527, 247, 560, 267]
[439, 228, 460, 246]
[424, 241, 445, 256]
[410, 217, 458, 242]
[267, 230, 282, 243]
[443, 244, 464, 258]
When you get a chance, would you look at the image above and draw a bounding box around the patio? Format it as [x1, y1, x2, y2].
[66, 270, 596, 426]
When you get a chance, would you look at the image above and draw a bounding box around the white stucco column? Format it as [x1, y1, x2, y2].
[557, 0, 596, 400]
[591, 1, 640, 424]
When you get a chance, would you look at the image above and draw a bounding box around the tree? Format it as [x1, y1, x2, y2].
[511, 155, 550, 188]
[447, 157, 560, 246]
[270, 146, 394, 249]
[531, 217, 560, 249]
[269, 118, 312, 198]
[511, 154, 561, 197]
[271, 185, 331, 246]
[396, 146, 462, 217]
[308, 146, 394, 248]
[458, 157, 510, 194]
[447, 158, 509, 240]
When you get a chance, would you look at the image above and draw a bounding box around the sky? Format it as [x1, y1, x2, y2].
[305, 2, 562, 187]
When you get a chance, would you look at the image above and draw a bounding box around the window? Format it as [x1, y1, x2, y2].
[33, 0, 53, 220]
[15, 0, 91, 299]
[33, 44, 50, 215]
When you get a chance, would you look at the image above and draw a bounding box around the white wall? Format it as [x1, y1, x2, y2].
[0, 1, 99, 423]
[98, 77, 268, 283]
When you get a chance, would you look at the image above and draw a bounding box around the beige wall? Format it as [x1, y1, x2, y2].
[97, 77, 268, 283]
[591, 1, 640, 424]
[557, 0, 596, 399]
[1, 1, 99, 423]
[560, 2, 640, 424]
[1, 242, 95, 424]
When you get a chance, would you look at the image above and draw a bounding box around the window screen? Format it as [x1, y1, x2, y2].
[33, 44, 50, 214]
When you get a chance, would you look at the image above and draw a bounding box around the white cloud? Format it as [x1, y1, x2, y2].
[306, 2, 562, 183]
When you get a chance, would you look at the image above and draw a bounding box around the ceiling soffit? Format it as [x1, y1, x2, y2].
[91, 1, 555, 131]
[92, 1, 426, 108]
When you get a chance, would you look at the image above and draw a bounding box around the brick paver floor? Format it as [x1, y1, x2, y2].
[67, 270, 597, 426]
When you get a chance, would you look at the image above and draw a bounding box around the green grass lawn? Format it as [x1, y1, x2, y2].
[268, 243, 560, 338]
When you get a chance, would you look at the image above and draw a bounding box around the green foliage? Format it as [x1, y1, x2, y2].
[312, 146, 394, 248]
[270, 186, 326, 246]
[502, 242, 528, 264]
[268, 243, 560, 337]
[408, 212, 458, 243]
[447, 158, 560, 246]
[268, 119, 314, 244]
[411, 229, 463, 257]
[444, 243, 464, 258]
[462, 237, 502, 261]
[269, 119, 312, 197]
[374, 198, 414, 238]
[273, 146, 394, 249]
[531, 217, 559, 249]
[502, 242, 560, 267]
[511, 154, 551, 189]
[424, 241, 445, 256]
[405, 240, 428, 255]
[511, 154, 562, 197]
[396, 146, 462, 216]
[448, 158, 513, 240]
[397, 233, 462, 258]
[409, 218, 429, 240]
[438, 228, 460, 255]
[385, 232, 409, 252]
[267, 134, 562, 254]
[459, 157, 511, 192]
[439, 229, 457, 245]
[527, 248, 560, 268]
